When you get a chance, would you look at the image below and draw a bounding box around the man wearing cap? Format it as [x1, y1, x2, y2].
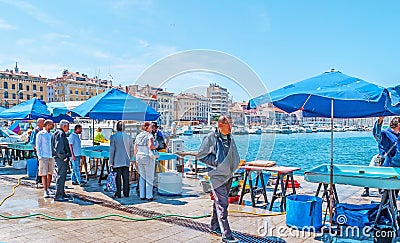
[52, 120, 72, 202]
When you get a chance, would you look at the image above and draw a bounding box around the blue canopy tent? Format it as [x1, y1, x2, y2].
[248, 70, 398, 226]
[73, 88, 160, 144]
[72, 88, 160, 121]
[0, 98, 73, 122]
[47, 101, 83, 117]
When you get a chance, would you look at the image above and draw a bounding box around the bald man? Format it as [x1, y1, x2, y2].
[30, 118, 45, 185]
[198, 115, 240, 243]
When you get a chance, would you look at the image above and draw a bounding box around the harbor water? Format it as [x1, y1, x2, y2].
[180, 131, 377, 174]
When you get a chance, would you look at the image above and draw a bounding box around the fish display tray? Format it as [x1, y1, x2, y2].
[304, 164, 400, 189]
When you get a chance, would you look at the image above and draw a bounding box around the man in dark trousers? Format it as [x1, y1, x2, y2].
[52, 120, 71, 202]
[198, 115, 240, 243]
[109, 121, 134, 198]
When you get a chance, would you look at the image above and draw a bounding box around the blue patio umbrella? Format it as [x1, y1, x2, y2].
[72, 88, 160, 121]
[0, 98, 73, 122]
[248, 70, 395, 117]
[248, 70, 398, 226]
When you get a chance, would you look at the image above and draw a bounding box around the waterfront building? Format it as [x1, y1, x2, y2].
[196, 94, 212, 123]
[157, 91, 175, 126]
[53, 70, 112, 102]
[174, 93, 211, 123]
[0, 63, 48, 107]
[47, 80, 55, 102]
[207, 83, 229, 115]
[174, 93, 198, 121]
[229, 102, 246, 125]
[126, 85, 160, 114]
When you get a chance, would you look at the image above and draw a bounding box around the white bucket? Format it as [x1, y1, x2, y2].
[158, 172, 182, 196]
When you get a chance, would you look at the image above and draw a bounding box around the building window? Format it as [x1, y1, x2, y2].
[12, 94, 16, 99]
[70, 90, 73, 94]
[26, 85, 30, 91]
[40, 95, 43, 100]
[3, 82, 7, 89]
[33, 93, 37, 97]
[75, 90, 78, 94]
[27, 94, 30, 100]
[4, 91, 8, 99]
[33, 84, 37, 91]
[11, 84, 15, 90]
[40, 86, 43, 92]
[4, 101, 9, 108]
[19, 83, 22, 90]
[19, 92, 23, 100]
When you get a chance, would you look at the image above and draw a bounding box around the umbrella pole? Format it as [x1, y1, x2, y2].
[92, 119, 95, 145]
[329, 99, 334, 229]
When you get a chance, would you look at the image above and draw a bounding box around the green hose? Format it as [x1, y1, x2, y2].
[0, 212, 210, 221]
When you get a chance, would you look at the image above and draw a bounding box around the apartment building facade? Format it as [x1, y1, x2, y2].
[0, 65, 48, 108]
[206, 83, 229, 116]
[53, 70, 112, 102]
[174, 93, 211, 122]
[157, 91, 175, 126]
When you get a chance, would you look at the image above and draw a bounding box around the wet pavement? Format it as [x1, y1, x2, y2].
[0, 166, 398, 242]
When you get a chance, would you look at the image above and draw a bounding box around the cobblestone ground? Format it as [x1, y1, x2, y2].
[0, 166, 398, 242]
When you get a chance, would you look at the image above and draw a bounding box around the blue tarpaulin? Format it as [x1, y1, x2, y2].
[0, 98, 73, 122]
[72, 88, 160, 121]
[248, 70, 397, 118]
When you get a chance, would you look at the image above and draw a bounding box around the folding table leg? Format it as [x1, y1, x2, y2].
[269, 173, 281, 211]
[239, 170, 249, 205]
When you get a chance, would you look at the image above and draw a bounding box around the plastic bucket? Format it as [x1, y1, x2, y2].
[248, 171, 271, 187]
[26, 158, 38, 177]
[286, 195, 322, 230]
[158, 172, 182, 196]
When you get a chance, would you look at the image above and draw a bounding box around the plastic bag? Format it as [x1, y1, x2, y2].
[106, 172, 117, 192]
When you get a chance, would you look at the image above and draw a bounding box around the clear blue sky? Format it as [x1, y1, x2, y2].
[0, 0, 400, 101]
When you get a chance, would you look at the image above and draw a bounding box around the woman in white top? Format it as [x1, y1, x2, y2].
[134, 122, 156, 200]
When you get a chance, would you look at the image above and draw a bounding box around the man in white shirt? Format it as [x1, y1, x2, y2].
[36, 120, 55, 198]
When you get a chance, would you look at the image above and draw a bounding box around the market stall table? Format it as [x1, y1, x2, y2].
[238, 162, 300, 211]
[7, 142, 35, 164]
[305, 164, 400, 237]
[176, 151, 198, 174]
[81, 146, 178, 183]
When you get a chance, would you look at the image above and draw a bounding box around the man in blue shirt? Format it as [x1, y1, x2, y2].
[36, 119, 55, 198]
[69, 124, 85, 186]
[362, 117, 400, 197]
[373, 117, 400, 167]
